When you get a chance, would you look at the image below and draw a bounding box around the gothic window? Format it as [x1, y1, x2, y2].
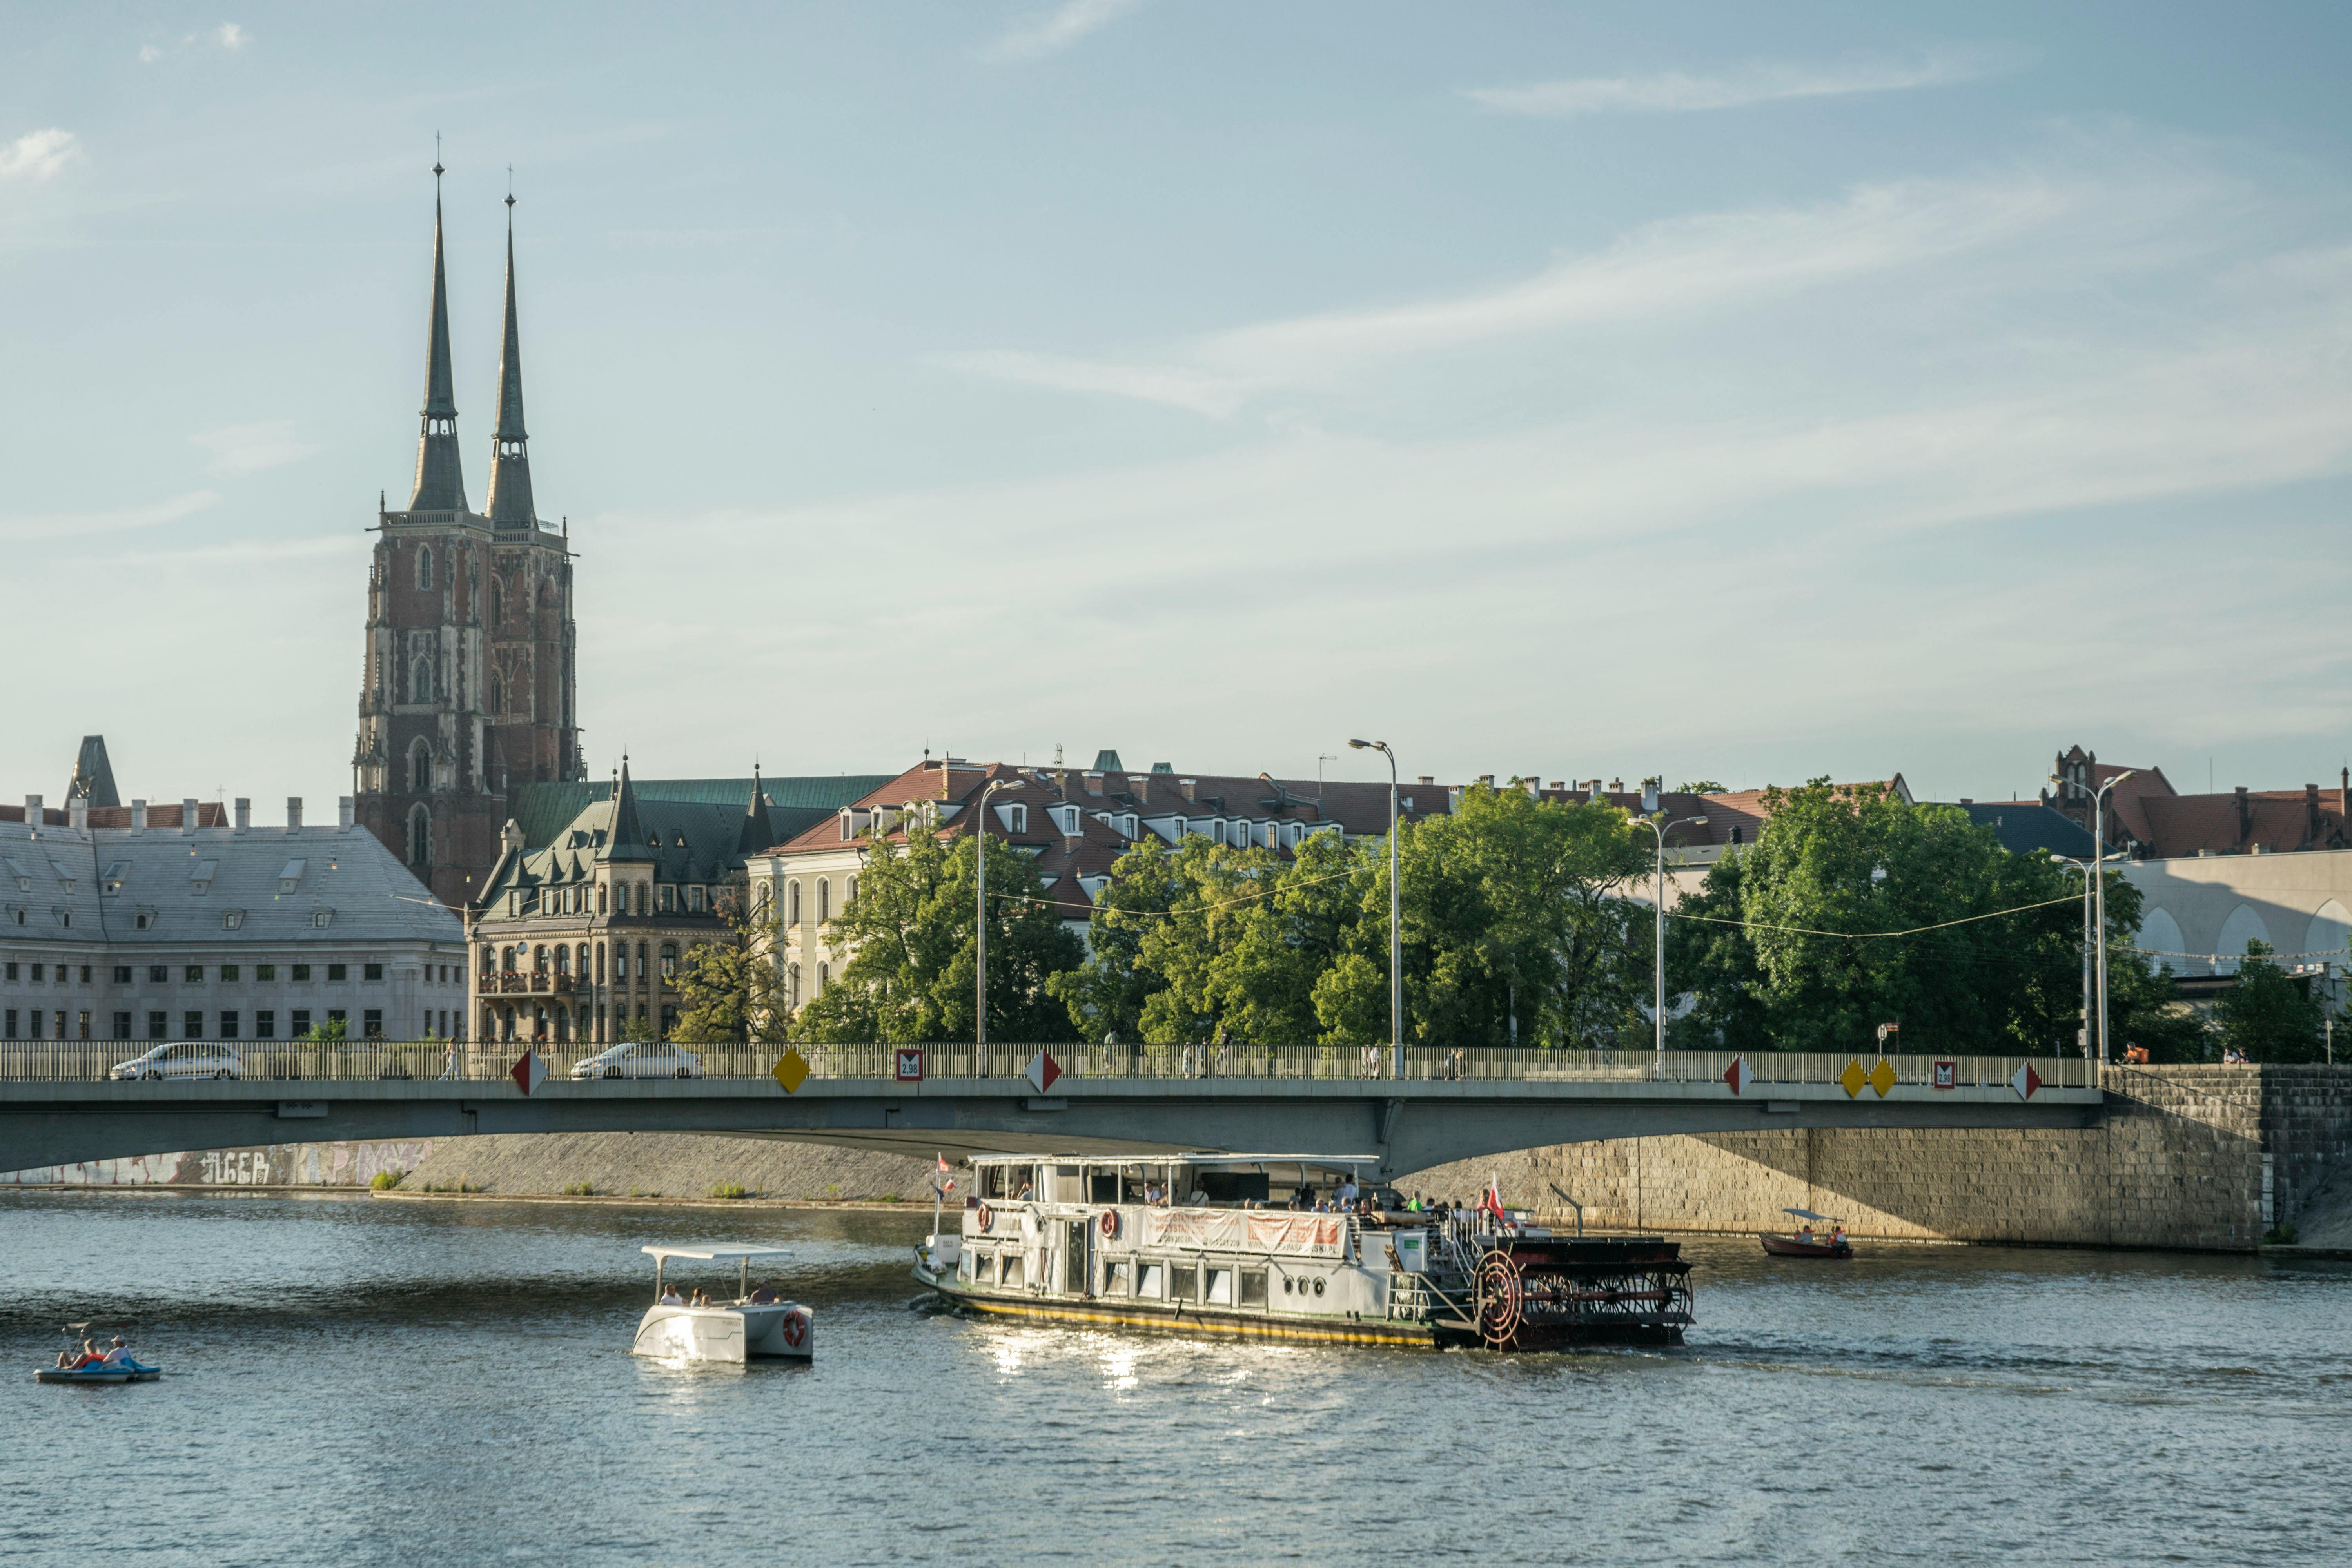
[409, 741, 432, 794]
[817, 878, 830, 923]
[789, 881, 801, 926]
[491, 583, 503, 626]
[407, 804, 431, 867]
[489, 672, 503, 714]
[417, 546, 433, 592]
[410, 658, 432, 705]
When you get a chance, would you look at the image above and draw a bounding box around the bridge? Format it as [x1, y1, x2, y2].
[0, 1041, 2102, 1178]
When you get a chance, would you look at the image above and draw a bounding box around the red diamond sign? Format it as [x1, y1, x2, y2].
[2009, 1062, 2042, 1101]
[1024, 1049, 1062, 1094]
[510, 1049, 547, 1096]
[1723, 1055, 1754, 1095]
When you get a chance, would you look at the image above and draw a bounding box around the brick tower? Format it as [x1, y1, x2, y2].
[355, 167, 581, 907]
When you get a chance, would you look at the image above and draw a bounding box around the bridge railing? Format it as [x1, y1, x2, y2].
[0, 1038, 2091, 1091]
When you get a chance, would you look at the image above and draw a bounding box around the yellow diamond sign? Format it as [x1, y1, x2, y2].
[771, 1048, 809, 1094]
[1868, 1058, 1899, 1097]
[1839, 1059, 1867, 1098]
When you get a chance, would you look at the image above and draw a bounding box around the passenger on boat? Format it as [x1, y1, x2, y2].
[1015, 1178, 1035, 1200]
[101, 1337, 131, 1366]
[1337, 1176, 1360, 1204]
[660, 1283, 684, 1305]
[1187, 1186, 1209, 1205]
[749, 1283, 780, 1303]
[1831, 1226, 1847, 1247]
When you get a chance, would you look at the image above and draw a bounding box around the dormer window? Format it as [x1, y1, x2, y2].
[5, 857, 28, 893]
[102, 862, 127, 895]
[279, 858, 306, 894]
[224, 910, 245, 930]
[191, 858, 218, 896]
[1000, 803, 1028, 835]
[312, 909, 333, 928]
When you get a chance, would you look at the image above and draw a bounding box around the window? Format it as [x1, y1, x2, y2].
[1104, 1260, 1131, 1297]
[659, 944, 677, 979]
[28, 964, 40, 982]
[363, 1009, 383, 1039]
[416, 543, 434, 590]
[615, 946, 629, 982]
[3, 1009, 13, 1038]
[1170, 1261, 1199, 1301]
[817, 879, 830, 922]
[845, 875, 858, 906]
[184, 965, 203, 983]
[686, 884, 704, 913]
[220, 1011, 240, 1039]
[3, 962, 14, 980]
[183, 1010, 203, 1038]
[1240, 1268, 1268, 1308]
[220, 965, 238, 982]
[788, 963, 800, 1009]
[224, 911, 245, 930]
[327, 1009, 347, 1030]
[312, 910, 332, 928]
[113, 1011, 130, 1039]
[255, 1010, 275, 1039]
[789, 881, 801, 925]
[1000, 1254, 1025, 1290]
[256, 964, 276, 982]
[635, 884, 648, 917]
[597, 884, 607, 915]
[327, 964, 348, 982]
[1137, 1262, 1165, 1299]
[291, 1009, 311, 1036]
[149, 965, 167, 983]
[79, 965, 91, 984]
[1205, 1267, 1233, 1306]
[816, 961, 828, 994]
[102, 862, 127, 895]
[555, 946, 570, 975]
[657, 884, 674, 913]
[1005, 803, 1027, 834]
[363, 963, 384, 982]
[408, 804, 432, 864]
[291, 964, 311, 982]
[279, 859, 305, 893]
[147, 1011, 167, 1040]
[595, 943, 606, 983]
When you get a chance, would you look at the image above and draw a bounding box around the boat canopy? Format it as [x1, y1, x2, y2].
[641, 1245, 794, 1263]
[1780, 1209, 1840, 1223]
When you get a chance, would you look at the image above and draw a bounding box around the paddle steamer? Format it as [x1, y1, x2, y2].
[913, 1153, 1693, 1350]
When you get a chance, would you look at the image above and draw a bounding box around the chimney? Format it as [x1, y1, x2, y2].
[181, 797, 198, 835]
[1477, 774, 1495, 788]
[2234, 786, 2250, 845]
[24, 794, 41, 829]
[69, 799, 87, 833]
[1547, 781, 1564, 792]
[234, 798, 250, 833]
[1180, 778, 1197, 803]
[1417, 776, 1434, 786]
[1608, 779, 1624, 793]
[131, 798, 147, 833]
[286, 797, 303, 833]
[338, 795, 355, 831]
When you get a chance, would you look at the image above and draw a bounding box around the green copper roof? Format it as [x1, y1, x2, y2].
[507, 775, 893, 851]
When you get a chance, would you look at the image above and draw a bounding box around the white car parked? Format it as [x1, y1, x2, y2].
[109, 1042, 245, 1081]
[570, 1042, 704, 1080]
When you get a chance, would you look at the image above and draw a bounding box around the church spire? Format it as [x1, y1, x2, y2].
[485, 183, 536, 529]
[407, 158, 468, 512]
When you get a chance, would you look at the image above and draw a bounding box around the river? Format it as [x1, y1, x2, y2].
[3, 1191, 2344, 1564]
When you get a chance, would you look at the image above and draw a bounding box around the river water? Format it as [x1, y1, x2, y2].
[3, 1191, 2345, 1565]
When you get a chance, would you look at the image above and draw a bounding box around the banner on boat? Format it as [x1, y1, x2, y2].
[1140, 1209, 1345, 1257]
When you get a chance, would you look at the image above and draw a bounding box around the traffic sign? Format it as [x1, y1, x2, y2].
[1025, 1049, 1062, 1094]
[896, 1048, 925, 1083]
[773, 1048, 810, 1094]
[509, 1050, 546, 1096]
[1722, 1055, 1754, 1095]
[1839, 1059, 1867, 1098]
[1867, 1058, 1898, 1098]
[2009, 1062, 2042, 1101]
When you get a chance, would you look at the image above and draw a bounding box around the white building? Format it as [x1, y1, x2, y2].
[1, 792, 468, 1043]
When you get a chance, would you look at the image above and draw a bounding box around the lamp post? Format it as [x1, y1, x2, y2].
[2053, 768, 2137, 1067]
[1348, 740, 1402, 1079]
[973, 777, 1025, 1051]
[2052, 856, 2096, 1062]
[1628, 811, 1708, 1054]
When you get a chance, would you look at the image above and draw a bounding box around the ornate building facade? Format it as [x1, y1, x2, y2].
[354, 171, 581, 909]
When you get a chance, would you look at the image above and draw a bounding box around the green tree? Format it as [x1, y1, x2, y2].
[303, 1014, 347, 1042]
[2213, 940, 2325, 1062]
[797, 828, 1083, 1044]
[614, 1010, 655, 1044]
[1675, 780, 1726, 795]
[1045, 837, 1186, 1041]
[672, 895, 787, 1043]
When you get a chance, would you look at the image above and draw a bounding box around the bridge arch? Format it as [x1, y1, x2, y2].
[2215, 904, 2272, 973]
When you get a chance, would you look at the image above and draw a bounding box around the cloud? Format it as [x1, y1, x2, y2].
[0, 128, 78, 182]
[0, 491, 220, 544]
[987, 0, 1143, 62]
[138, 44, 162, 63]
[191, 421, 315, 477]
[947, 172, 2076, 414]
[216, 23, 247, 50]
[1470, 50, 2006, 117]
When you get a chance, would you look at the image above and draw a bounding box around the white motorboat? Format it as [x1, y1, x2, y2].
[631, 1245, 812, 1363]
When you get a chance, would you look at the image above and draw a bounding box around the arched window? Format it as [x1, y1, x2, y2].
[595, 942, 606, 984]
[416, 545, 433, 592]
[846, 875, 857, 907]
[555, 946, 570, 976]
[816, 961, 828, 995]
[407, 803, 431, 866]
[490, 583, 503, 626]
[789, 963, 801, 1009]
[817, 878, 830, 922]
[533, 944, 548, 974]
[481, 944, 495, 976]
[409, 741, 432, 794]
[489, 673, 503, 714]
[500, 945, 515, 974]
[789, 881, 802, 926]
[410, 658, 432, 705]
[597, 883, 608, 915]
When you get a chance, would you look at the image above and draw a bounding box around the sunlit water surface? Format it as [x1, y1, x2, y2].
[3, 1191, 2345, 1565]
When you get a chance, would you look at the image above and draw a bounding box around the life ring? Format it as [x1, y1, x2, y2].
[1099, 1209, 1120, 1240]
[781, 1309, 808, 1349]
[976, 1203, 995, 1232]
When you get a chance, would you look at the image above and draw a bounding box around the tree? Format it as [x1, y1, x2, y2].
[2213, 940, 2325, 1062]
[303, 1014, 348, 1042]
[672, 895, 787, 1043]
[1670, 780, 2082, 1054]
[1676, 780, 1726, 795]
[797, 827, 1084, 1044]
[615, 1010, 655, 1044]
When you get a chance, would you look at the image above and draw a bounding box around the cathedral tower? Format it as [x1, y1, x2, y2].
[355, 168, 581, 908]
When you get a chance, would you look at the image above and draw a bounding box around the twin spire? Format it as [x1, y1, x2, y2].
[406, 162, 536, 525]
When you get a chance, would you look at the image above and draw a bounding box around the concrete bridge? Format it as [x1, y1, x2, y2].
[0, 1043, 2101, 1178]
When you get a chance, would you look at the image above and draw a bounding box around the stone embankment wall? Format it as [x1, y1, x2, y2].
[1402, 1065, 2351, 1251]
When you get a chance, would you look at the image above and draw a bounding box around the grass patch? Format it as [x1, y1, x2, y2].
[708, 1181, 750, 1200]
[561, 1181, 597, 1197]
[369, 1169, 406, 1191]
[422, 1178, 485, 1194]
[876, 1194, 902, 1203]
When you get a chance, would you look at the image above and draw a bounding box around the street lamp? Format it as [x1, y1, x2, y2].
[2051, 768, 2136, 1067]
[1348, 740, 1402, 1079]
[973, 777, 1026, 1050]
[1627, 810, 1708, 1054]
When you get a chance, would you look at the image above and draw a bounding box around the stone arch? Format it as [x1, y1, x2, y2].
[2307, 900, 2352, 965]
[2215, 903, 2272, 974]
[2137, 906, 2186, 975]
[406, 802, 432, 868]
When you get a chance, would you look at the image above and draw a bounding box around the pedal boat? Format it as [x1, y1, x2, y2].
[37, 1358, 160, 1384]
[1760, 1208, 1853, 1258]
[632, 1245, 812, 1363]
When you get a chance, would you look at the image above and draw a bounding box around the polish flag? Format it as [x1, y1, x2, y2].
[1723, 1055, 1755, 1095]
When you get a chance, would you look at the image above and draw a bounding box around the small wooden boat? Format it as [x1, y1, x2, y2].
[1760, 1208, 1852, 1259]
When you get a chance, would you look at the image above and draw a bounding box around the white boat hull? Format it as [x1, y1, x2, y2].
[632, 1301, 813, 1363]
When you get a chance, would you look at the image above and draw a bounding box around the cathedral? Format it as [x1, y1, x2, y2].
[354, 169, 583, 909]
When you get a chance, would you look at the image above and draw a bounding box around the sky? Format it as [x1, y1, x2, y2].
[3, 2, 2350, 815]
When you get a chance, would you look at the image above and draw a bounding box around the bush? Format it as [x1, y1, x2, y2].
[370, 1169, 406, 1191]
[708, 1180, 749, 1200]
[561, 1181, 596, 1196]
[2263, 1223, 2300, 1245]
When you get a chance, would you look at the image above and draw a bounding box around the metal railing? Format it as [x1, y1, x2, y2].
[0, 1038, 2093, 1090]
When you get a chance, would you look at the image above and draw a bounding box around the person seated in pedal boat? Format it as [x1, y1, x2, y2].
[101, 1336, 132, 1367]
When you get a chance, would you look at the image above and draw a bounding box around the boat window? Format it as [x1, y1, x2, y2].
[1137, 1262, 1164, 1299]
[957, 1251, 975, 1281]
[1169, 1262, 1198, 1301]
[1239, 1268, 1268, 1308]
[981, 1165, 1009, 1200]
[1000, 1254, 1025, 1290]
[1199, 1171, 1269, 1205]
[1089, 1173, 1121, 1203]
[1205, 1267, 1234, 1307]
[1104, 1260, 1130, 1296]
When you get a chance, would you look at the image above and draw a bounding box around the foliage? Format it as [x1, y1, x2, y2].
[1676, 780, 1726, 795]
[1665, 780, 2086, 1054]
[2212, 940, 2326, 1063]
[796, 826, 1084, 1044]
[303, 1015, 347, 1042]
[707, 1181, 750, 1200]
[614, 1011, 654, 1044]
[369, 1168, 405, 1191]
[672, 895, 788, 1043]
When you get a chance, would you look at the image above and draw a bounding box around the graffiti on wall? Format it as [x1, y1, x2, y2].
[2, 1140, 434, 1187]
